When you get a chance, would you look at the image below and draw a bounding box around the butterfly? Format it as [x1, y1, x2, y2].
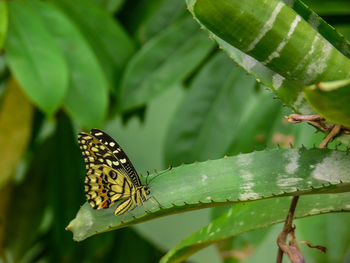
[78, 129, 156, 215]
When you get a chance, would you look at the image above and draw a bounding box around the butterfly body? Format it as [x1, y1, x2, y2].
[78, 129, 150, 215]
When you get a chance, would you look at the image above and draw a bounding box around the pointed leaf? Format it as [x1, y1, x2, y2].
[67, 148, 350, 241]
[161, 193, 350, 263]
[119, 16, 214, 111]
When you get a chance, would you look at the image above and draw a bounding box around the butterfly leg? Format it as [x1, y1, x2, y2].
[148, 195, 163, 210]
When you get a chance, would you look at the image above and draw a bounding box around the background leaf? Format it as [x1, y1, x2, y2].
[0, 0, 7, 50]
[5, 1, 68, 115]
[34, 1, 109, 128]
[53, 0, 135, 89]
[119, 16, 214, 112]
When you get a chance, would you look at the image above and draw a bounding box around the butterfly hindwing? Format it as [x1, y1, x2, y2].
[84, 164, 133, 209]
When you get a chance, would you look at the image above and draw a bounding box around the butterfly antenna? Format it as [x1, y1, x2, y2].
[146, 171, 150, 185]
[148, 165, 172, 185]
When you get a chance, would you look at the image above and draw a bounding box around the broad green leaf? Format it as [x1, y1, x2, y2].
[119, 16, 214, 112]
[0, 0, 7, 50]
[67, 148, 350, 241]
[94, 0, 125, 13]
[297, 213, 350, 263]
[193, 0, 350, 86]
[0, 78, 33, 189]
[136, 0, 187, 42]
[53, 0, 135, 88]
[304, 79, 350, 127]
[34, 1, 109, 129]
[5, 1, 68, 115]
[160, 193, 350, 263]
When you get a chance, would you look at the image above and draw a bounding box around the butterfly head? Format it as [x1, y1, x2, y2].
[143, 185, 151, 195]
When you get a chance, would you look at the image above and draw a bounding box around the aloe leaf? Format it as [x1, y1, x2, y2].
[186, 0, 350, 144]
[302, 0, 350, 16]
[119, 16, 214, 112]
[160, 193, 350, 263]
[67, 148, 350, 241]
[0, 0, 7, 50]
[304, 79, 350, 127]
[5, 1, 69, 115]
[193, 0, 350, 86]
[186, 0, 314, 115]
[34, 1, 109, 129]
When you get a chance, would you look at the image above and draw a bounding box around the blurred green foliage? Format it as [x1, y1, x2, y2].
[1, 0, 350, 262]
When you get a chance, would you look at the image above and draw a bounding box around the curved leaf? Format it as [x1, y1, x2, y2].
[34, 1, 109, 128]
[53, 0, 135, 88]
[193, 0, 350, 86]
[94, 0, 125, 14]
[0, 0, 7, 50]
[5, 1, 68, 115]
[186, 0, 315, 116]
[304, 79, 350, 127]
[67, 148, 350, 241]
[160, 193, 350, 263]
[119, 16, 214, 111]
[164, 52, 280, 166]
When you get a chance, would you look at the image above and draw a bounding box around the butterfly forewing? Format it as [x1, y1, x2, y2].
[90, 129, 142, 186]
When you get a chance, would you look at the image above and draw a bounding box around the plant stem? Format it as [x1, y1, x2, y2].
[276, 196, 300, 263]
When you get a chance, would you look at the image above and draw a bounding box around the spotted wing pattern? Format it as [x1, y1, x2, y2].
[78, 130, 146, 215]
[90, 129, 141, 186]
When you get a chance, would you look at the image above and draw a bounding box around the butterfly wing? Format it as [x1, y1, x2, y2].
[84, 165, 133, 209]
[78, 132, 134, 210]
[90, 129, 142, 187]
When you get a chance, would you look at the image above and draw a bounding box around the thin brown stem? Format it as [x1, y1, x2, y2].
[276, 196, 300, 263]
[319, 125, 342, 148]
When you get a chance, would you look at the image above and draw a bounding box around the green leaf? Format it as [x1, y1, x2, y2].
[160, 193, 350, 263]
[4, 134, 49, 261]
[186, 0, 314, 116]
[67, 148, 350, 241]
[5, 1, 69, 115]
[0, 78, 33, 189]
[297, 213, 350, 263]
[0, 0, 7, 50]
[193, 0, 350, 85]
[34, 1, 109, 129]
[302, 0, 350, 16]
[164, 52, 261, 165]
[94, 0, 125, 13]
[119, 16, 214, 112]
[304, 79, 350, 127]
[136, 0, 187, 42]
[53, 0, 135, 88]
[46, 113, 86, 259]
